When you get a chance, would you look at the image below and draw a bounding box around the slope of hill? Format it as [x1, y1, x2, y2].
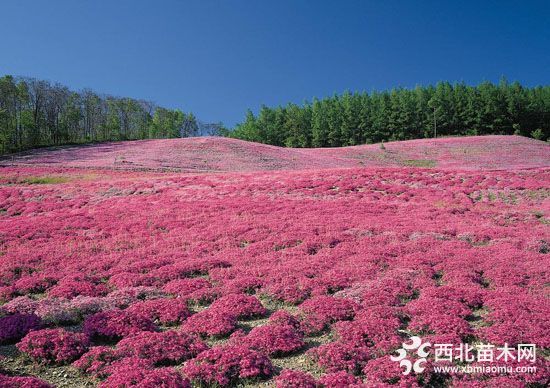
[0, 135, 548, 172]
[0, 162, 549, 387]
[0, 135, 548, 387]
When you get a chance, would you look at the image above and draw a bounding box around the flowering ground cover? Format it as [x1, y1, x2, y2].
[1, 135, 548, 172]
[0, 136, 549, 387]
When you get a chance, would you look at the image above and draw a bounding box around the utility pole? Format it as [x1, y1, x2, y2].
[433, 106, 437, 138]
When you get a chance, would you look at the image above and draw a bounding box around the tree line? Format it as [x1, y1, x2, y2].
[0, 75, 201, 154]
[229, 80, 550, 147]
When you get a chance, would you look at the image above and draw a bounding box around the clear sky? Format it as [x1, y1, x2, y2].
[1, 0, 549, 126]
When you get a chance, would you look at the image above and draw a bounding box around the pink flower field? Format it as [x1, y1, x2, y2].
[2, 135, 548, 172]
[0, 136, 549, 387]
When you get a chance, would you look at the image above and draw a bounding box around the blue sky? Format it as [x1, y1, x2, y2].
[1, 0, 549, 126]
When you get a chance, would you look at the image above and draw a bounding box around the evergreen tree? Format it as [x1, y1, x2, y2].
[229, 80, 549, 147]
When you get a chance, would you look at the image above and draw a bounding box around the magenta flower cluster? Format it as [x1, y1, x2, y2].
[275, 369, 318, 388]
[0, 313, 42, 344]
[17, 328, 90, 364]
[242, 323, 305, 356]
[181, 308, 238, 338]
[99, 366, 190, 388]
[82, 310, 157, 341]
[125, 298, 191, 326]
[0, 374, 53, 388]
[209, 293, 267, 319]
[182, 345, 273, 386]
[299, 295, 359, 334]
[116, 330, 208, 366]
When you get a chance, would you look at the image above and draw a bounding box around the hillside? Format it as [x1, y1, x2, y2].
[1, 135, 548, 172]
[1, 157, 549, 387]
[0, 135, 548, 387]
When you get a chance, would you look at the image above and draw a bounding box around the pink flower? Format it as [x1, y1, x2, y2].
[48, 279, 108, 299]
[269, 310, 303, 333]
[209, 293, 267, 319]
[13, 274, 57, 295]
[126, 298, 191, 325]
[318, 371, 362, 387]
[362, 357, 420, 387]
[83, 310, 157, 341]
[116, 330, 208, 365]
[183, 345, 273, 386]
[162, 278, 212, 297]
[99, 366, 190, 388]
[182, 309, 237, 338]
[308, 342, 371, 374]
[275, 369, 318, 388]
[0, 374, 53, 388]
[17, 328, 89, 365]
[73, 346, 122, 378]
[243, 324, 305, 356]
[299, 295, 359, 334]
